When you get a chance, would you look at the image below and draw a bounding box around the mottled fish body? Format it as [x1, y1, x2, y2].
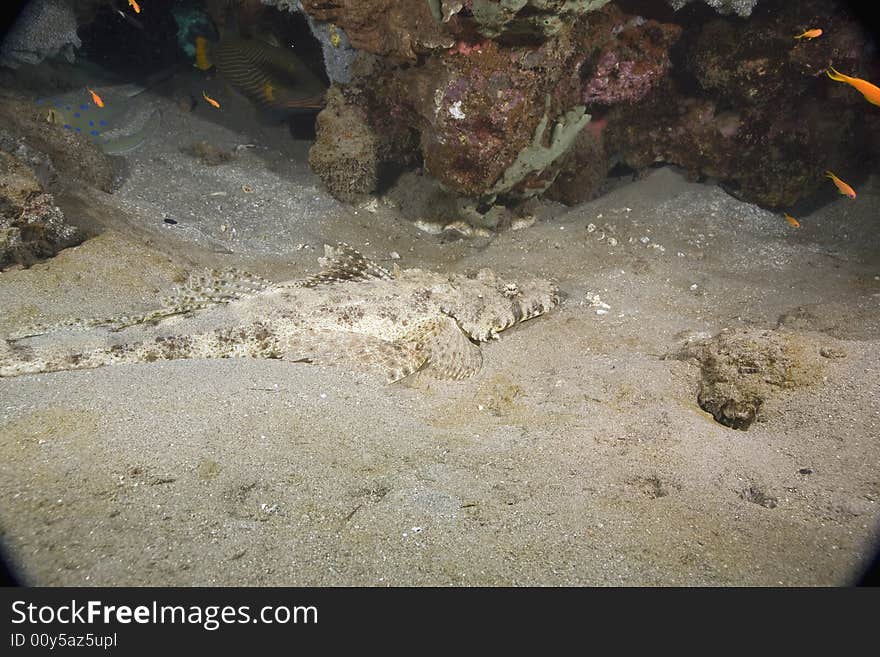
[195, 36, 325, 111]
[1, 245, 559, 383]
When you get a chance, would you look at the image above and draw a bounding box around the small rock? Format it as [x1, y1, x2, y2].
[819, 346, 847, 359]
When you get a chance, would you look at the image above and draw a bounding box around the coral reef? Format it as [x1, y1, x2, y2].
[270, 0, 616, 63]
[173, 3, 217, 59]
[544, 118, 608, 205]
[285, 0, 879, 213]
[296, 0, 454, 61]
[539, 3, 683, 205]
[297, 1, 683, 208]
[300, 14, 358, 84]
[598, 0, 878, 208]
[668, 0, 760, 17]
[577, 7, 683, 107]
[486, 98, 589, 201]
[0, 0, 82, 69]
[455, 0, 613, 40]
[261, 0, 358, 83]
[388, 28, 593, 201]
[0, 145, 82, 269]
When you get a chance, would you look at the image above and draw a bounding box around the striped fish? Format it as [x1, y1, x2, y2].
[195, 36, 326, 111]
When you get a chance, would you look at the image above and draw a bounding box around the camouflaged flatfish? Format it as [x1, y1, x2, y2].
[0, 244, 559, 382]
[37, 85, 160, 155]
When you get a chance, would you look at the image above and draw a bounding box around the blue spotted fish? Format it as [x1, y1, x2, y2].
[36, 86, 160, 155]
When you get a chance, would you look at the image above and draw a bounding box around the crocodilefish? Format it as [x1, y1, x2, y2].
[194, 35, 326, 111]
[37, 84, 160, 155]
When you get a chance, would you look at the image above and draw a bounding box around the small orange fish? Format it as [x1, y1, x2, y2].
[794, 28, 822, 40]
[825, 170, 856, 198]
[128, 0, 141, 14]
[86, 88, 104, 108]
[826, 66, 880, 106]
[783, 212, 801, 228]
[202, 91, 220, 109]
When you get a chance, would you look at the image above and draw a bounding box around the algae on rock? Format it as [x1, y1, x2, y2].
[466, 0, 612, 38]
[486, 98, 590, 202]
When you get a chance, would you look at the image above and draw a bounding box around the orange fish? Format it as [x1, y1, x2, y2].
[826, 66, 880, 106]
[86, 88, 104, 108]
[825, 170, 856, 199]
[794, 28, 822, 40]
[202, 91, 220, 109]
[783, 212, 801, 228]
[128, 0, 141, 13]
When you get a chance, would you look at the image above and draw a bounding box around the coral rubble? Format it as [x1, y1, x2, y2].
[0, 144, 82, 269]
[667, 0, 760, 17]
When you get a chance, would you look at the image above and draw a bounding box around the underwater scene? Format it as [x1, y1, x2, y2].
[0, 0, 878, 587]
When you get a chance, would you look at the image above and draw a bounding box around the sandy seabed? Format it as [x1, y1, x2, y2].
[1, 83, 878, 586]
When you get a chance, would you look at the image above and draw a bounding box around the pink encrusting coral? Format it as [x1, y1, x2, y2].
[576, 7, 683, 107]
[448, 40, 487, 56]
[583, 54, 668, 105]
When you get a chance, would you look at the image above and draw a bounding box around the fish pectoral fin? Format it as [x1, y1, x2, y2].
[281, 329, 428, 383]
[278, 317, 481, 384]
[92, 268, 275, 331]
[826, 66, 847, 82]
[398, 315, 483, 381]
[162, 268, 274, 309]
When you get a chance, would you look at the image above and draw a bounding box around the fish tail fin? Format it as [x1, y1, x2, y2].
[195, 36, 213, 71]
[826, 66, 847, 82]
[824, 170, 835, 179]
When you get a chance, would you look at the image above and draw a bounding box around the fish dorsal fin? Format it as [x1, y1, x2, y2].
[296, 243, 393, 288]
[5, 268, 274, 338]
[253, 29, 281, 48]
[95, 268, 275, 331]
